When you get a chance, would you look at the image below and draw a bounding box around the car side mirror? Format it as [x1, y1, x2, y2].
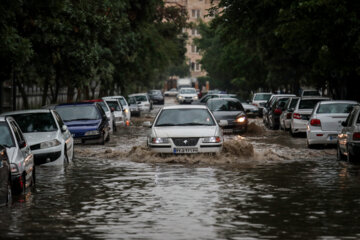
[61, 125, 68, 132]
[143, 121, 152, 128]
[218, 120, 228, 127]
[19, 140, 27, 149]
[341, 121, 347, 127]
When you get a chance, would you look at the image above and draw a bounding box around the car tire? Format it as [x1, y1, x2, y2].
[290, 127, 297, 137]
[113, 123, 117, 132]
[337, 144, 345, 161]
[307, 140, 317, 149]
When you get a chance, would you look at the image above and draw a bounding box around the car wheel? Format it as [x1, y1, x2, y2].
[307, 140, 316, 149]
[337, 144, 345, 161]
[290, 127, 297, 137]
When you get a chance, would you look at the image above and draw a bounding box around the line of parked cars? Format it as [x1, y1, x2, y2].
[258, 91, 359, 162]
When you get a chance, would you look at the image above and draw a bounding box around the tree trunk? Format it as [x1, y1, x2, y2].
[67, 85, 74, 103]
[17, 80, 29, 109]
[42, 78, 49, 106]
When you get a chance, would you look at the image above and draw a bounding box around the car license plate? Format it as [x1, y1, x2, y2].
[329, 134, 338, 140]
[174, 148, 198, 154]
[74, 138, 82, 144]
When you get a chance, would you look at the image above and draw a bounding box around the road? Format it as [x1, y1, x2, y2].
[1, 97, 360, 239]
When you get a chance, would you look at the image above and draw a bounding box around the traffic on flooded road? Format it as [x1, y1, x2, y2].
[1, 95, 360, 240]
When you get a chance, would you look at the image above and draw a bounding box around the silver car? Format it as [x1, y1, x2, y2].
[103, 99, 126, 127]
[144, 105, 225, 154]
[176, 88, 198, 104]
[337, 105, 360, 162]
[104, 96, 131, 122]
[306, 100, 358, 148]
[0, 116, 35, 195]
[3, 109, 74, 166]
[129, 93, 152, 112]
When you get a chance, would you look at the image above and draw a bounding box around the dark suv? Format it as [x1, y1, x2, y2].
[148, 90, 164, 105]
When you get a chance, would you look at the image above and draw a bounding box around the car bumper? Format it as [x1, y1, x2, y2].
[33, 151, 62, 165]
[291, 119, 308, 133]
[148, 143, 222, 153]
[307, 129, 339, 145]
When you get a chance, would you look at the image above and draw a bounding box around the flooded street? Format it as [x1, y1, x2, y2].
[2, 98, 360, 239]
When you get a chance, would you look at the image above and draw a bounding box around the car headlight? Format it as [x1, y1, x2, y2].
[85, 130, 100, 136]
[193, 96, 198, 100]
[40, 139, 61, 149]
[236, 116, 246, 123]
[178, 96, 183, 99]
[151, 137, 170, 144]
[203, 136, 221, 143]
[125, 109, 129, 113]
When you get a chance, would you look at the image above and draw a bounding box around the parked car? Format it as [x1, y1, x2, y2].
[192, 94, 230, 105]
[177, 87, 198, 104]
[55, 102, 110, 145]
[0, 145, 11, 206]
[306, 100, 358, 148]
[266, 96, 294, 129]
[300, 89, 321, 97]
[164, 88, 178, 97]
[144, 105, 225, 153]
[337, 104, 360, 162]
[103, 98, 126, 127]
[84, 99, 116, 133]
[0, 116, 35, 196]
[128, 96, 141, 117]
[263, 94, 296, 127]
[129, 93, 152, 112]
[280, 97, 300, 130]
[148, 90, 164, 105]
[207, 98, 248, 133]
[3, 109, 74, 165]
[289, 97, 330, 136]
[252, 92, 272, 117]
[103, 96, 131, 121]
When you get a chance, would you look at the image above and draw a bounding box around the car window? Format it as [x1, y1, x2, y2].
[128, 97, 136, 104]
[298, 99, 324, 109]
[134, 95, 147, 102]
[316, 103, 356, 114]
[254, 94, 272, 101]
[0, 122, 15, 147]
[208, 100, 244, 111]
[9, 121, 25, 147]
[180, 89, 196, 94]
[289, 98, 299, 109]
[12, 113, 58, 133]
[98, 101, 109, 113]
[53, 111, 65, 129]
[105, 101, 121, 111]
[119, 98, 127, 106]
[155, 109, 215, 126]
[56, 105, 101, 121]
[346, 110, 356, 127]
[200, 95, 211, 103]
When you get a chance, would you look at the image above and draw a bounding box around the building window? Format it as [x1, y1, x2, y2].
[195, 63, 201, 71]
[191, 45, 199, 53]
[192, 9, 201, 18]
[191, 28, 199, 36]
[191, 62, 195, 71]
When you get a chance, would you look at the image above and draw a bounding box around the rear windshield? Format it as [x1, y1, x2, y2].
[106, 101, 121, 111]
[134, 95, 148, 102]
[155, 109, 215, 126]
[180, 89, 196, 94]
[208, 100, 244, 112]
[56, 105, 101, 121]
[128, 97, 136, 104]
[316, 103, 356, 114]
[0, 122, 15, 147]
[12, 113, 58, 133]
[299, 99, 324, 109]
[254, 94, 272, 101]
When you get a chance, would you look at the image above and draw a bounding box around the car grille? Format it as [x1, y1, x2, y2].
[185, 97, 192, 100]
[172, 138, 199, 146]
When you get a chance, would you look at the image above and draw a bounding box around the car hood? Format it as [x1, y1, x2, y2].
[242, 104, 258, 110]
[153, 126, 217, 138]
[23, 131, 59, 145]
[65, 119, 101, 128]
[212, 111, 245, 121]
[179, 94, 197, 97]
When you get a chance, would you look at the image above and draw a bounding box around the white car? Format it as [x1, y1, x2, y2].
[176, 87, 198, 104]
[144, 105, 225, 154]
[103, 96, 131, 122]
[306, 100, 358, 148]
[0, 116, 35, 196]
[129, 93, 152, 112]
[337, 104, 360, 162]
[103, 99, 126, 127]
[164, 88, 178, 96]
[252, 92, 272, 116]
[290, 97, 330, 136]
[3, 109, 74, 166]
[280, 97, 300, 130]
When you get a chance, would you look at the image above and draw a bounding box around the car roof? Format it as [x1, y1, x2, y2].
[103, 96, 125, 99]
[162, 105, 208, 110]
[318, 100, 358, 104]
[56, 102, 95, 107]
[103, 98, 119, 102]
[254, 92, 272, 95]
[299, 96, 330, 100]
[2, 109, 52, 115]
[208, 97, 239, 102]
[128, 93, 147, 96]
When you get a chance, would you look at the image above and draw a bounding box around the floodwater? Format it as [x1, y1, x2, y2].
[1, 98, 360, 239]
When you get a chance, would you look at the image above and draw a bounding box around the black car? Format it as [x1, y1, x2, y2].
[0, 145, 11, 206]
[207, 98, 248, 133]
[148, 90, 164, 105]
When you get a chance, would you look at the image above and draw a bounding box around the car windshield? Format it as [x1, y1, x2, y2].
[128, 97, 136, 104]
[303, 91, 320, 96]
[118, 98, 127, 106]
[98, 102, 109, 112]
[0, 122, 15, 147]
[155, 109, 215, 126]
[289, 99, 299, 109]
[56, 105, 101, 121]
[208, 100, 244, 111]
[180, 89, 196, 94]
[317, 103, 356, 114]
[299, 99, 324, 109]
[105, 101, 121, 111]
[134, 95, 147, 102]
[254, 94, 272, 101]
[12, 113, 58, 133]
[149, 90, 161, 95]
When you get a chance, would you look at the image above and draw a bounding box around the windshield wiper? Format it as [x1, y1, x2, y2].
[177, 123, 211, 126]
[155, 123, 177, 126]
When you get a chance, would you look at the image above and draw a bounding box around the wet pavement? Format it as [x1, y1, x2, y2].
[1, 97, 360, 239]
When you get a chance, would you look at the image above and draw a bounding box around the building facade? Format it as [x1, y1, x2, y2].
[165, 0, 218, 78]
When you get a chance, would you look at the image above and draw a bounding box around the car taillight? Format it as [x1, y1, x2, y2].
[353, 132, 360, 140]
[293, 113, 301, 119]
[286, 113, 292, 119]
[310, 119, 321, 126]
[274, 108, 282, 114]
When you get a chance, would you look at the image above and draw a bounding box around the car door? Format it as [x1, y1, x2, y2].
[53, 111, 73, 159]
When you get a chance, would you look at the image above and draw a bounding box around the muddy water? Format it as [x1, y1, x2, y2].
[2, 98, 360, 239]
